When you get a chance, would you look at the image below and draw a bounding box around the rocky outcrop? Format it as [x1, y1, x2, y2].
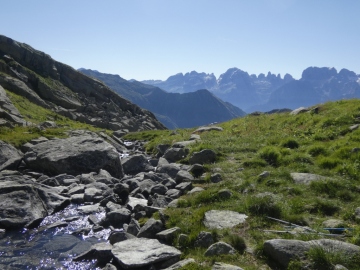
[0, 35, 165, 132]
[0, 171, 69, 229]
[23, 132, 124, 178]
[0, 140, 23, 171]
[0, 85, 27, 127]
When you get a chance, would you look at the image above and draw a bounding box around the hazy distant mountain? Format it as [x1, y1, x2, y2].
[142, 68, 294, 111]
[249, 67, 360, 112]
[79, 69, 246, 129]
[141, 67, 360, 113]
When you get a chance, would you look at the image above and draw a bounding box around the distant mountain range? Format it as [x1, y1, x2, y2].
[142, 67, 360, 112]
[79, 69, 246, 129]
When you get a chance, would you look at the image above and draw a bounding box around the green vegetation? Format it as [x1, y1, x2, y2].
[0, 90, 107, 147]
[119, 99, 360, 269]
[3, 90, 360, 269]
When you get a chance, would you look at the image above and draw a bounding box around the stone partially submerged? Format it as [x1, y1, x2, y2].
[111, 238, 181, 269]
[23, 133, 124, 178]
[203, 210, 248, 229]
[0, 171, 70, 229]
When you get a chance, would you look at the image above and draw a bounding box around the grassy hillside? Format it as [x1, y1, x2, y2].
[0, 90, 108, 147]
[124, 99, 360, 269]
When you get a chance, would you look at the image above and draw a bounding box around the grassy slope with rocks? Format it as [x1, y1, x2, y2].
[0, 89, 110, 147]
[124, 99, 360, 269]
[2, 92, 360, 269]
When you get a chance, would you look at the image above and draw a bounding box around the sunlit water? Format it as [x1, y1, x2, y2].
[0, 204, 110, 270]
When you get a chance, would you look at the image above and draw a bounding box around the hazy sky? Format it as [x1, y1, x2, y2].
[1, 0, 359, 80]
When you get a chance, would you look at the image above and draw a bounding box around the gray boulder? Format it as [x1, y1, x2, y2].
[175, 170, 194, 183]
[212, 262, 244, 270]
[203, 210, 248, 229]
[157, 164, 181, 179]
[156, 227, 181, 244]
[163, 147, 189, 162]
[263, 239, 310, 268]
[122, 154, 154, 175]
[137, 218, 164, 238]
[189, 149, 216, 165]
[0, 172, 69, 229]
[210, 173, 223, 183]
[194, 231, 214, 248]
[105, 208, 132, 228]
[290, 172, 327, 185]
[0, 140, 23, 171]
[112, 238, 181, 269]
[264, 238, 360, 268]
[23, 133, 124, 178]
[108, 230, 135, 245]
[204, 242, 236, 256]
[164, 258, 196, 270]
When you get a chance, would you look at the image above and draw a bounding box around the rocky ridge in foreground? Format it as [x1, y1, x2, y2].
[0, 35, 165, 131]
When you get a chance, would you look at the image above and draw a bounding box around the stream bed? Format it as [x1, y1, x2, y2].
[0, 204, 110, 270]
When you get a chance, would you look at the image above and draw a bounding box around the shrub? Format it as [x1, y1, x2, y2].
[246, 195, 282, 218]
[317, 157, 341, 169]
[242, 158, 268, 168]
[308, 145, 328, 157]
[226, 234, 246, 254]
[310, 199, 340, 216]
[258, 146, 281, 166]
[307, 245, 360, 270]
[281, 138, 299, 149]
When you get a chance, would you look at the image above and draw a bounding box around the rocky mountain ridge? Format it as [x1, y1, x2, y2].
[80, 69, 246, 129]
[0, 35, 165, 131]
[142, 67, 360, 112]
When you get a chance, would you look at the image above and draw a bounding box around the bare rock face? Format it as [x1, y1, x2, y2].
[0, 171, 69, 230]
[23, 133, 124, 178]
[0, 35, 166, 132]
[0, 140, 23, 171]
[0, 85, 27, 127]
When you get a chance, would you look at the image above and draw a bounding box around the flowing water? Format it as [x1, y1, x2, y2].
[0, 204, 111, 270]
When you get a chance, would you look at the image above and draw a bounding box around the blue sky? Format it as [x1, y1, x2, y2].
[1, 0, 359, 80]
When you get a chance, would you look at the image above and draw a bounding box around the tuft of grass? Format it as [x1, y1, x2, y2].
[307, 245, 360, 270]
[281, 138, 300, 149]
[258, 146, 281, 166]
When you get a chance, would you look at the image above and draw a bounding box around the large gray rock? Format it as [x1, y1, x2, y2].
[0, 140, 23, 171]
[263, 239, 310, 268]
[137, 218, 164, 238]
[157, 164, 181, 179]
[164, 258, 196, 270]
[290, 172, 327, 185]
[189, 149, 217, 165]
[203, 210, 248, 229]
[204, 242, 236, 256]
[212, 262, 244, 270]
[0, 172, 69, 229]
[0, 84, 27, 126]
[122, 154, 154, 175]
[163, 147, 189, 163]
[264, 238, 360, 268]
[23, 133, 124, 178]
[112, 238, 181, 269]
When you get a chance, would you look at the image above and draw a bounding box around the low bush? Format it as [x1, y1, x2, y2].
[308, 144, 328, 157]
[281, 138, 299, 149]
[258, 146, 281, 166]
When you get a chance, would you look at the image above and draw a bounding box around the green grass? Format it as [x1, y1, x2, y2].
[3, 89, 360, 269]
[120, 99, 360, 269]
[0, 90, 108, 147]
